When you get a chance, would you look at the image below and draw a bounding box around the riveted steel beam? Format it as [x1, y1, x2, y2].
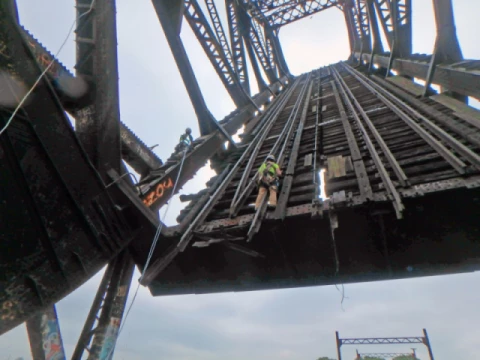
[184, 0, 252, 107]
[226, 0, 250, 93]
[74, 0, 122, 179]
[423, 0, 463, 97]
[354, 53, 480, 100]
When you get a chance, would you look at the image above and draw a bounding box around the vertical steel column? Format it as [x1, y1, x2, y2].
[71, 262, 116, 359]
[265, 28, 290, 77]
[343, 0, 359, 57]
[366, 0, 383, 73]
[336, 331, 343, 360]
[150, 0, 215, 135]
[1, 3, 67, 358]
[87, 252, 135, 360]
[423, 329, 435, 360]
[422, 0, 463, 98]
[26, 306, 66, 360]
[151, 0, 236, 146]
[75, 0, 122, 179]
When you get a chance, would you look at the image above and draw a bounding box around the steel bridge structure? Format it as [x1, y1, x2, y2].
[0, 0, 479, 358]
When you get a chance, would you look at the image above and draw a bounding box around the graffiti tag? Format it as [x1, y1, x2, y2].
[40, 312, 65, 360]
[143, 177, 174, 207]
[99, 317, 121, 360]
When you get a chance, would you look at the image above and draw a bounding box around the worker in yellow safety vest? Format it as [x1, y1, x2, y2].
[255, 154, 282, 210]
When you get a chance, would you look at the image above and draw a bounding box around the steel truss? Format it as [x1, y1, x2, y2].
[1, 0, 479, 359]
[336, 330, 434, 360]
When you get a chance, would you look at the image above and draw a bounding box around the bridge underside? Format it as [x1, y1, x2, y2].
[133, 63, 480, 295]
[147, 187, 480, 295]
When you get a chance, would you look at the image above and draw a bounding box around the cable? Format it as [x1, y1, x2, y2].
[105, 148, 189, 359]
[0, 0, 96, 137]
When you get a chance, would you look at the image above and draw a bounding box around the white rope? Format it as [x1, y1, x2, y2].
[0, 0, 96, 137]
[105, 148, 189, 359]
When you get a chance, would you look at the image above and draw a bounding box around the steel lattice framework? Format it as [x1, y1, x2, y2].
[356, 352, 416, 359]
[337, 330, 434, 360]
[0, 0, 479, 359]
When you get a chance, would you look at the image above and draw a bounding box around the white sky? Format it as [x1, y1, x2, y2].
[2, 1, 480, 359]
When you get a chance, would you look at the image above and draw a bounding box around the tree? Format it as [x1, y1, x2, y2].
[363, 357, 386, 360]
[316, 357, 335, 360]
[392, 356, 416, 360]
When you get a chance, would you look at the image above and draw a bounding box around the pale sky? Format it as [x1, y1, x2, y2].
[2, 1, 480, 359]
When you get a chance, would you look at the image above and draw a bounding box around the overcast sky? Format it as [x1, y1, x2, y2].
[2, 1, 480, 359]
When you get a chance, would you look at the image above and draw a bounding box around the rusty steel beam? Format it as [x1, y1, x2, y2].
[26, 306, 66, 360]
[71, 261, 116, 360]
[74, 0, 122, 179]
[343, 0, 360, 54]
[152, 0, 224, 138]
[87, 252, 134, 360]
[226, 0, 250, 94]
[235, 5, 270, 91]
[423, 0, 463, 97]
[353, 0, 371, 54]
[184, 0, 252, 108]
[264, 0, 338, 28]
[373, 0, 412, 57]
[354, 53, 480, 100]
[18, 25, 163, 176]
[0, 1, 137, 334]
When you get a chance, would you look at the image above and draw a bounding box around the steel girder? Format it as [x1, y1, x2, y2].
[343, 0, 371, 55]
[19, 26, 164, 178]
[236, 4, 271, 90]
[0, 1, 138, 334]
[75, 0, 122, 179]
[247, 19, 278, 82]
[250, 0, 339, 28]
[355, 52, 480, 100]
[240, 1, 291, 77]
[152, 0, 236, 145]
[226, 0, 250, 93]
[26, 306, 66, 360]
[373, 0, 412, 57]
[422, 0, 463, 97]
[341, 337, 425, 345]
[184, 0, 251, 107]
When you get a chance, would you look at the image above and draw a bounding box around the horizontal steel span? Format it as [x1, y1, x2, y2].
[130, 63, 480, 294]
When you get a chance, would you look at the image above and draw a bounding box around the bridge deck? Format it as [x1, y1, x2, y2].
[130, 63, 480, 295]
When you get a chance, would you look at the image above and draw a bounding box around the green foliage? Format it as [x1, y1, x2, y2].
[392, 356, 415, 360]
[316, 357, 335, 360]
[363, 357, 386, 360]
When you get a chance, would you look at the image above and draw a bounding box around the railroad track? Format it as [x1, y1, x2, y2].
[140, 62, 480, 284]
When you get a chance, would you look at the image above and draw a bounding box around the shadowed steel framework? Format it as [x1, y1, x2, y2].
[0, 0, 479, 358]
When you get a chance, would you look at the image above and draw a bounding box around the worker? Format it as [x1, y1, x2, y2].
[255, 154, 282, 210]
[174, 127, 194, 155]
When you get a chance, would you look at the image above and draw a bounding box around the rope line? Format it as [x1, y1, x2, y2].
[105, 148, 189, 359]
